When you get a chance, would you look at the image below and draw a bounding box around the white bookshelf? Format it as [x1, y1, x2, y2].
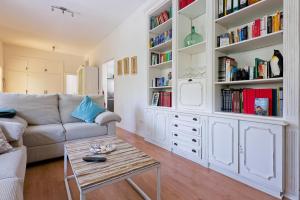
[213, 0, 284, 118]
[178, 41, 206, 54]
[215, 0, 283, 28]
[147, 0, 175, 108]
[178, 0, 206, 19]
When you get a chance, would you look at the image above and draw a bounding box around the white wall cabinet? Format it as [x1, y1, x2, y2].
[4, 56, 63, 94]
[239, 121, 284, 193]
[209, 117, 239, 173]
[143, 109, 170, 150]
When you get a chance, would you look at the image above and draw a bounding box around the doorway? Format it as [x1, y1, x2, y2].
[102, 60, 115, 112]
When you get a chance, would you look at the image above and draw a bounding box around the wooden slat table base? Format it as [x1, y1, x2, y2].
[64, 136, 161, 200]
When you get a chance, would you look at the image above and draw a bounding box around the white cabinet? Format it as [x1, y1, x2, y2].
[144, 109, 154, 140]
[143, 109, 170, 150]
[209, 117, 239, 173]
[239, 121, 284, 193]
[177, 78, 206, 111]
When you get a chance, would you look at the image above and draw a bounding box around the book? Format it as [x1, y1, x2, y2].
[255, 98, 269, 116]
[267, 16, 273, 34]
[239, 0, 248, 9]
[218, 0, 225, 18]
[226, 0, 233, 15]
[233, 0, 239, 11]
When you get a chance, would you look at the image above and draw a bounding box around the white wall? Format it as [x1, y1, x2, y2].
[87, 0, 160, 134]
[0, 41, 3, 92]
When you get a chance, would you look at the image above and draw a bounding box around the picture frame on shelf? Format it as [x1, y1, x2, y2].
[151, 92, 160, 106]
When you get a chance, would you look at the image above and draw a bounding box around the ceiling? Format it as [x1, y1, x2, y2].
[0, 0, 146, 55]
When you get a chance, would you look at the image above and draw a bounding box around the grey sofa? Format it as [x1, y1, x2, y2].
[0, 93, 121, 200]
[0, 93, 120, 163]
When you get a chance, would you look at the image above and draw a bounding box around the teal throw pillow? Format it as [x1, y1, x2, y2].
[71, 96, 105, 123]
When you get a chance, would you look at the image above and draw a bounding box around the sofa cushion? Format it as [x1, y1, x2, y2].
[0, 116, 27, 142]
[63, 122, 107, 141]
[23, 124, 66, 147]
[0, 128, 13, 154]
[0, 146, 26, 180]
[72, 96, 105, 123]
[0, 178, 24, 200]
[0, 93, 61, 125]
[59, 94, 105, 124]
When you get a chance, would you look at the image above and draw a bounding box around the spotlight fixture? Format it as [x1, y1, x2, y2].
[51, 6, 76, 17]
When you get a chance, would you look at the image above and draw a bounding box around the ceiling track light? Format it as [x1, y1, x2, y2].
[51, 6, 76, 17]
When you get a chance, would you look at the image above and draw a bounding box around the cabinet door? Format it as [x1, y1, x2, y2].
[144, 109, 154, 140]
[4, 70, 27, 93]
[209, 117, 239, 173]
[5, 57, 28, 72]
[27, 72, 45, 94]
[239, 121, 283, 190]
[177, 78, 206, 110]
[44, 74, 63, 94]
[154, 111, 168, 146]
[27, 58, 46, 73]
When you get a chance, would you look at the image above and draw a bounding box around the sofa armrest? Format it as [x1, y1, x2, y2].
[107, 122, 116, 136]
[95, 111, 121, 126]
[0, 116, 28, 142]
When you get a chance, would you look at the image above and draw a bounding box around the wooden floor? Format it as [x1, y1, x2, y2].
[24, 128, 276, 200]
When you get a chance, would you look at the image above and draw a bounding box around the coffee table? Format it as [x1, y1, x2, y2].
[64, 136, 161, 200]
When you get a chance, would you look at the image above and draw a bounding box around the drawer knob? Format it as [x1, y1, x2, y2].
[192, 139, 197, 142]
[192, 128, 197, 132]
[174, 124, 178, 127]
[188, 79, 193, 82]
[192, 149, 196, 153]
[175, 115, 179, 118]
[174, 134, 178, 137]
[174, 143, 178, 146]
[193, 118, 197, 121]
[44, 68, 48, 72]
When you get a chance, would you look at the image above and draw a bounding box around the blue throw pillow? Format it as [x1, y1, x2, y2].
[71, 96, 105, 123]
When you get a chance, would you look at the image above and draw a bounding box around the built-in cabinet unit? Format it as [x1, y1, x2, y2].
[4, 56, 63, 94]
[144, 0, 299, 199]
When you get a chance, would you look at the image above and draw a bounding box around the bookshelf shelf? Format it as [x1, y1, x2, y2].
[149, 86, 172, 89]
[178, 0, 206, 19]
[178, 41, 206, 54]
[215, 78, 283, 85]
[150, 18, 172, 34]
[215, 0, 283, 28]
[213, 112, 285, 124]
[150, 60, 172, 69]
[150, 40, 172, 52]
[215, 31, 283, 54]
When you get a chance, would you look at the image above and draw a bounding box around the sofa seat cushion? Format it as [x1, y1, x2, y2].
[0, 93, 61, 125]
[23, 124, 66, 147]
[63, 123, 107, 141]
[0, 178, 24, 200]
[59, 94, 105, 124]
[0, 146, 26, 180]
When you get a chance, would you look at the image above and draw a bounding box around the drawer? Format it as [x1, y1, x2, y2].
[172, 132, 201, 147]
[171, 122, 201, 135]
[172, 113, 200, 124]
[172, 141, 201, 158]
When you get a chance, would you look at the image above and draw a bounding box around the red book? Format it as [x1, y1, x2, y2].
[159, 92, 164, 107]
[252, 19, 261, 38]
[255, 89, 273, 116]
[163, 92, 172, 107]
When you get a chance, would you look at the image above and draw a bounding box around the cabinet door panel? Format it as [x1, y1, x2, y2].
[209, 117, 239, 173]
[5, 57, 28, 72]
[27, 73, 45, 94]
[28, 58, 46, 73]
[178, 78, 206, 110]
[239, 121, 283, 190]
[44, 74, 63, 94]
[4, 70, 27, 93]
[144, 109, 154, 140]
[154, 111, 168, 143]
